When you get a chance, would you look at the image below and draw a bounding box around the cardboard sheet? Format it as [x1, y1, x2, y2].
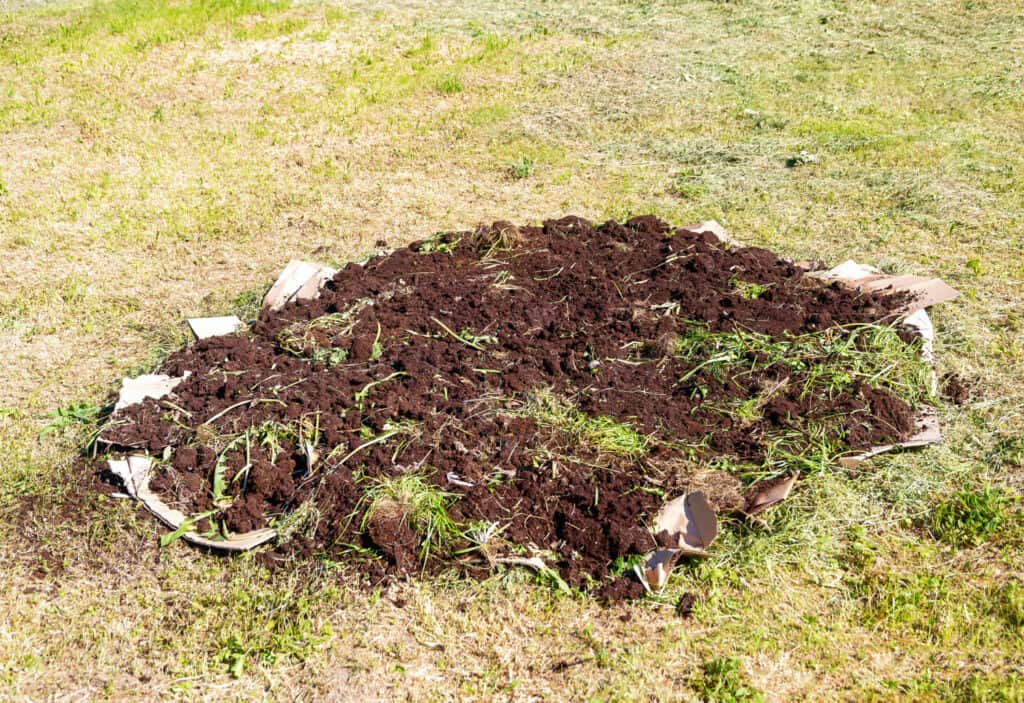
[806, 260, 959, 315]
[188, 315, 243, 340]
[262, 260, 338, 311]
[114, 373, 188, 412]
[638, 491, 718, 592]
[108, 455, 276, 551]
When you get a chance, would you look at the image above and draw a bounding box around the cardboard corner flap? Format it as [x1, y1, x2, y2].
[188, 315, 243, 340]
[744, 472, 798, 517]
[114, 373, 189, 412]
[807, 260, 958, 313]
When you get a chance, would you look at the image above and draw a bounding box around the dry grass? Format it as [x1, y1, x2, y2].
[1, 0, 1023, 700]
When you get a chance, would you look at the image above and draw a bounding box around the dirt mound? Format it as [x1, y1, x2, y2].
[99, 216, 926, 597]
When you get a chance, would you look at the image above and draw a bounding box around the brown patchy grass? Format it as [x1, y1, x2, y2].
[1, 0, 1023, 700]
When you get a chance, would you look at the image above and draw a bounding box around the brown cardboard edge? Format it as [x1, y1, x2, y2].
[838, 409, 942, 469]
[109, 455, 276, 551]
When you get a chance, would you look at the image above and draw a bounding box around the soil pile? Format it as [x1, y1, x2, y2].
[100, 216, 923, 596]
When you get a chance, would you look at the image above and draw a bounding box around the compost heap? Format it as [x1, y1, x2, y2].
[101, 216, 925, 599]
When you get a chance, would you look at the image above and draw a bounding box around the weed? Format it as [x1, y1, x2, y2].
[671, 168, 706, 200]
[690, 658, 765, 703]
[38, 402, 102, 439]
[159, 509, 217, 547]
[271, 499, 321, 544]
[326, 420, 419, 469]
[990, 436, 1024, 468]
[211, 580, 332, 678]
[508, 155, 536, 180]
[435, 73, 463, 94]
[430, 316, 497, 351]
[930, 485, 1011, 548]
[995, 581, 1024, 629]
[728, 276, 770, 301]
[277, 302, 371, 364]
[361, 472, 460, 562]
[353, 371, 407, 412]
[370, 322, 384, 361]
[521, 389, 650, 458]
[416, 231, 461, 254]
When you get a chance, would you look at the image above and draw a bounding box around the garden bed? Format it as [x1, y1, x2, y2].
[99, 216, 947, 599]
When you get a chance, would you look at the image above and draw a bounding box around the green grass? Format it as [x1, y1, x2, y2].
[521, 388, 651, 458]
[1, 0, 1023, 699]
[929, 485, 1014, 548]
[691, 657, 766, 703]
[360, 472, 460, 562]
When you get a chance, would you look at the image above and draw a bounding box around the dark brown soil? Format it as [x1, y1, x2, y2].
[98, 215, 922, 597]
[941, 373, 970, 405]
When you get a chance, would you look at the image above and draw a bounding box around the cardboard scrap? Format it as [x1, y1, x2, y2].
[839, 409, 942, 469]
[806, 260, 958, 315]
[682, 220, 743, 248]
[108, 455, 276, 551]
[187, 315, 243, 340]
[638, 491, 718, 592]
[107, 455, 151, 498]
[744, 472, 799, 517]
[114, 373, 188, 412]
[262, 260, 338, 311]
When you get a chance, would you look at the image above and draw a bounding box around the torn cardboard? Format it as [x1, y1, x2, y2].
[637, 491, 718, 593]
[839, 409, 942, 469]
[114, 373, 188, 412]
[188, 315, 243, 340]
[108, 455, 276, 551]
[262, 260, 338, 312]
[681, 220, 744, 249]
[744, 472, 799, 517]
[806, 260, 959, 316]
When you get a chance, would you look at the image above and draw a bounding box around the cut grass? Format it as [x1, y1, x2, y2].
[360, 472, 460, 562]
[520, 387, 651, 458]
[674, 322, 934, 409]
[1, 0, 1023, 699]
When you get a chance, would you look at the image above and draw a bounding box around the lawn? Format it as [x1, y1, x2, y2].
[1, 0, 1022, 700]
